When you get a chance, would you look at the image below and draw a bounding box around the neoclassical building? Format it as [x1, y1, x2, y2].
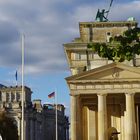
[0, 85, 69, 140]
[64, 20, 140, 140]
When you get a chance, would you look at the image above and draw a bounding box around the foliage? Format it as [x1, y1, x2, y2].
[0, 112, 18, 140]
[87, 27, 140, 62]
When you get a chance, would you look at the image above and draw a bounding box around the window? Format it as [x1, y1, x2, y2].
[89, 52, 94, 60]
[75, 52, 86, 60]
[106, 32, 112, 42]
[6, 93, 10, 102]
[13, 120, 18, 127]
[75, 53, 81, 60]
[16, 92, 20, 101]
[80, 53, 86, 60]
[107, 32, 111, 36]
[11, 93, 15, 102]
[71, 53, 75, 60]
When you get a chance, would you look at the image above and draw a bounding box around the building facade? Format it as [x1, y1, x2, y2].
[0, 85, 69, 140]
[64, 20, 140, 140]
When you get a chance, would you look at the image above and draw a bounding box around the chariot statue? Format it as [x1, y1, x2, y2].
[95, 0, 114, 22]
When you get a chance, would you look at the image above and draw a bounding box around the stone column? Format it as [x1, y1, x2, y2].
[33, 119, 35, 140]
[125, 93, 136, 140]
[120, 104, 125, 140]
[66, 127, 69, 140]
[9, 92, 11, 102]
[25, 118, 29, 140]
[18, 117, 21, 140]
[14, 91, 17, 102]
[30, 119, 33, 140]
[77, 96, 82, 140]
[98, 94, 107, 140]
[88, 106, 96, 140]
[35, 121, 38, 140]
[70, 95, 77, 140]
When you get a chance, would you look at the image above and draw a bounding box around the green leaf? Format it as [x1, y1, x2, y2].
[87, 27, 140, 63]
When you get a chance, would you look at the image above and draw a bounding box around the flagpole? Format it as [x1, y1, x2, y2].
[21, 34, 25, 140]
[55, 90, 58, 140]
[16, 81, 18, 87]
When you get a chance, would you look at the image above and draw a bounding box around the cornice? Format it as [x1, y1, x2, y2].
[67, 79, 140, 84]
[79, 21, 138, 28]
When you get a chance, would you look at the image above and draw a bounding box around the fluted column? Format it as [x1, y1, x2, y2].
[70, 95, 77, 140]
[125, 93, 136, 140]
[98, 94, 107, 140]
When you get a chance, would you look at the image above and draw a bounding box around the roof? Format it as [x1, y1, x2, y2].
[66, 62, 140, 82]
[0, 85, 32, 93]
[79, 21, 138, 28]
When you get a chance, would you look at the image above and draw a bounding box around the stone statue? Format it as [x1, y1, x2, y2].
[95, 9, 109, 22]
[108, 127, 120, 140]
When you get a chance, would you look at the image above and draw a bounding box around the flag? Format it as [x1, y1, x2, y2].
[48, 92, 55, 98]
[15, 71, 18, 81]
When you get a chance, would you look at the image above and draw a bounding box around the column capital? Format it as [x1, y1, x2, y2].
[125, 92, 135, 96]
[70, 94, 79, 98]
[97, 93, 107, 96]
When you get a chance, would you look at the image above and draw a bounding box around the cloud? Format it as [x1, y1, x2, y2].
[0, 22, 19, 43]
[0, 0, 139, 75]
[109, 1, 140, 21]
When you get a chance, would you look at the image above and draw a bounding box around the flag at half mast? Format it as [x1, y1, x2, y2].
[15, 71, 18, 81]
[15, 70, 18, 86]
[48, 92, 55, 98]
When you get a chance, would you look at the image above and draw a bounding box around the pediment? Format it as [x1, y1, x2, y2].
[66, 62, 140, 81]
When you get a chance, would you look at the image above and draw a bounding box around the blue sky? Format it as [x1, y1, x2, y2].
[0, 0, 140, 115]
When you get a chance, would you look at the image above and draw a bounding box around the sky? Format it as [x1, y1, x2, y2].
[0, 0, 140, 116]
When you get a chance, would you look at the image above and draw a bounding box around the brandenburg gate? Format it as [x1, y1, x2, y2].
[64, 20, 140, 140]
